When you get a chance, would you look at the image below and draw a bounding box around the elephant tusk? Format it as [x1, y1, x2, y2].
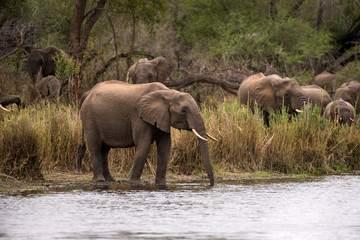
[206, 132, 218, 141]
[0, 104, 10, 112]
[350, 118, 354, 122]
[192, 129, 208, 141]
[295, 109, 303, 113]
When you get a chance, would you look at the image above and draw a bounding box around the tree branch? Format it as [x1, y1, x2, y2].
[0, 25, 26, 61]
[164, 73, 240, 95]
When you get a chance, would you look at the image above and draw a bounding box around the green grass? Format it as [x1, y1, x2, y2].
[1, 99, 360, 181]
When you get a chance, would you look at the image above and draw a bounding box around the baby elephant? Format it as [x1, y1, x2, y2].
[35, 75, 61, 101]
[324, 99, 355, 125]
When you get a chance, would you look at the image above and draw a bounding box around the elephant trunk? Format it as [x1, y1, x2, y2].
[190, 107, 214, 186]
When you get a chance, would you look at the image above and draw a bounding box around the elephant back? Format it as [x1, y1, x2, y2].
[238, 73, 265, 108]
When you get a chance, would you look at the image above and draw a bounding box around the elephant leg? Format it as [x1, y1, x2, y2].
[100, 144, 115, 181]
[90, 150, 106, 182]
[155, 133, 171, 185]
[130, 139, 153, 184]
[263, 111, 270, 127]
[86, 134, 106, 182]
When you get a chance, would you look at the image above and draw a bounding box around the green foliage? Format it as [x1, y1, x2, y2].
[0, 0, 31, 22]
[176, 0, 334, 74]
[109, 0, 167, 35]
[31, 0, 75, 48]
[338, 60, 360, 81]
[54, 53, 79, 81]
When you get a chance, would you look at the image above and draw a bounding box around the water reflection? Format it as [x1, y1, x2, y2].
[1, 175, 359, 239]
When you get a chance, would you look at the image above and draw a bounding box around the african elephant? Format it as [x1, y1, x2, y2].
[77, 81, 215, 186]
[333, 81, 360, 115]
[127, 57, 174, 84]
[311, 71, 338, 97]
[301, 85, 332, 113]
[35, 75, 61, 101]
[324, 99, 355, 126]
[26, 46, 68, 82]
[0, 89, 24, 111]
[238, 73, 307, 126]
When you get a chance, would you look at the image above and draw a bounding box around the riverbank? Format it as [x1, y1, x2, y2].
[0, 169, 314, 195]
[1, 101, 360, 194]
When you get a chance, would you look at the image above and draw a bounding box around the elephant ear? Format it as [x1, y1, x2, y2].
[127, 62, 138, 83]
[135, 90, 171, 133]
[44, 53, 55, 76]
[152, 57, 174, 83]
[254, 76, 278, 111]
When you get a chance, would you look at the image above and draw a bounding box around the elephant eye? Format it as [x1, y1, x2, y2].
[181, 108, 187, 114]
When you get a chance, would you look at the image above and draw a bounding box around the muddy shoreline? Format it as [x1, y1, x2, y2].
[4, 170, 356, 195]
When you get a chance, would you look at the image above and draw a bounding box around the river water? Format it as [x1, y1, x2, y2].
[1, 175, 359, 239]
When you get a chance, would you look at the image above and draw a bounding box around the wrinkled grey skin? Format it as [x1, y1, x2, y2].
[301, 85, 332, 114]
[333, 81, 360, 115]
[324, 99, 355, 126]
[77, 81, 214, 186]
[35, 75, 61, 101]
[311, 71, 338, 97]
[0, 88, 24, 110]
[26, 46, 68, 82]
[238, 73, 307, 126]
[127, 57, 174, 84]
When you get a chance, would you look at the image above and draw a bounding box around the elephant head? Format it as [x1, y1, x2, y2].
[0, 88, 24, 111]
[127, 57, 174, 84]
[26, 46, 68, 82]
[334, 81, 360, 115]
[135, 89, 214, 185]
[325, 99, 355, 126]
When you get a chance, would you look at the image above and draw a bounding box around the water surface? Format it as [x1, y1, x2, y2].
[1, 175, 359, 239]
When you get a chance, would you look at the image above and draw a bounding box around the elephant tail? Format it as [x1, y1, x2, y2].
[76, 127, 86, 171]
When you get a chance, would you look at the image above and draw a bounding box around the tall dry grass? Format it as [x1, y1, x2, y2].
[1, 99, 359, 180]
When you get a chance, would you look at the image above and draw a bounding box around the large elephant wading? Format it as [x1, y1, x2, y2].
[127, 57, 174, 84]
[238, 73, 307, 126]
[77, 81, 215, 186]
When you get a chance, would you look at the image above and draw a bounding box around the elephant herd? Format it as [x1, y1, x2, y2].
[2, 49, 360, 187]
[238, 72, 359, 126]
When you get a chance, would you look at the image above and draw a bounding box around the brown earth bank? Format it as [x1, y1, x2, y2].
[2, 170, 358, 195]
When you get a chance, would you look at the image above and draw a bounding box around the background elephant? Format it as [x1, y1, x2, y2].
[238, 73, 307, 126]
[324, 99, 355, 126]
[0, 89, 23, 111]
[311, 71, 338, 97]
[26, 46, 69, 82]
[333, 81, 360, 115]
[35, 75, 61, 101]
[127, 56, 174, 84]
[77, 81, 214, 186]
[301, 85, 332, 113]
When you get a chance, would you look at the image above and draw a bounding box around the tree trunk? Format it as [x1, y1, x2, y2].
[69, 0, 107, 106]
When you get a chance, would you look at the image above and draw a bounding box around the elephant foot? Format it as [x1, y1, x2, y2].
[129, 178, 142, 185]
[104, 175, 115, 182]
[155, 178, 166, 186]
[92, 175, 106, 182]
